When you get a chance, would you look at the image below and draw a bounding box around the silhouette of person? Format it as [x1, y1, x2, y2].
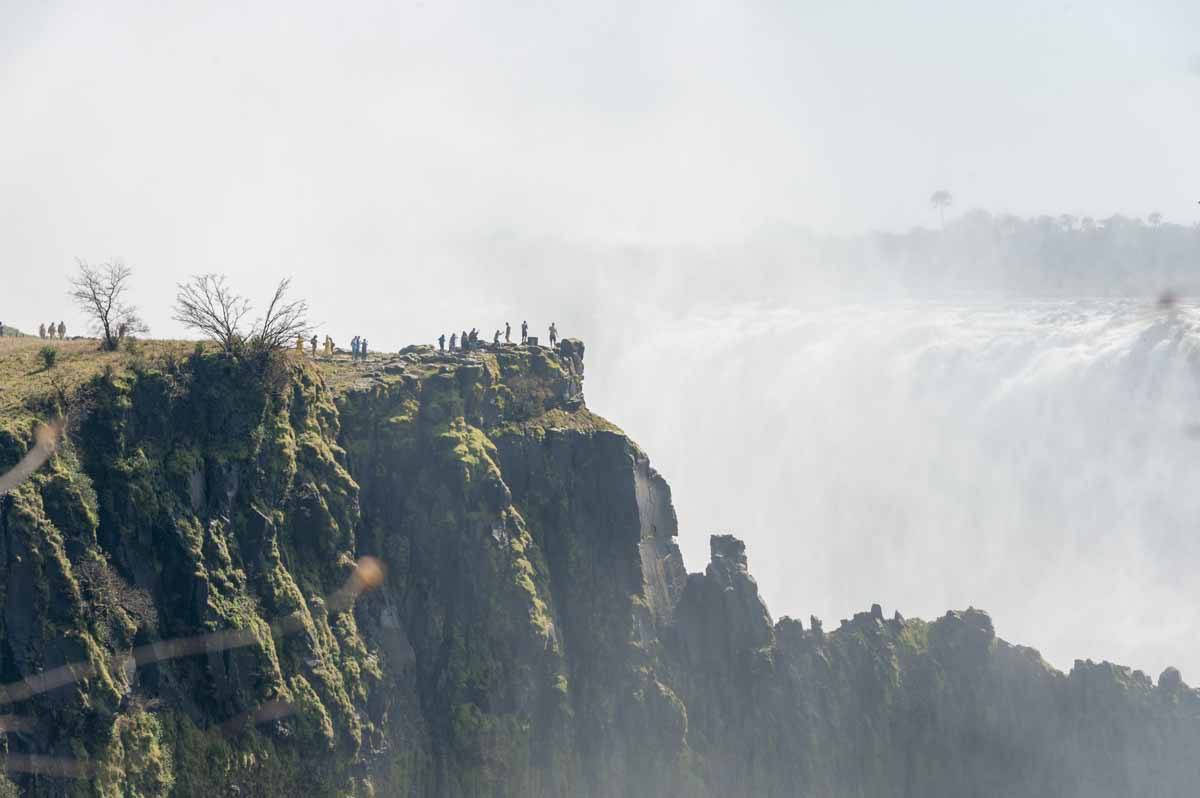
[505, 322, 511, 343]
[438, 334, 446, 351]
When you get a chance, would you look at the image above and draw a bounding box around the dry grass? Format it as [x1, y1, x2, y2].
[1, 337, 558, 419]
[0, 337, 195, 418]
[0, 337, 394, 420]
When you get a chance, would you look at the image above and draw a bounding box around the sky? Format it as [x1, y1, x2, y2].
[3, 0, 1200, 341]
[4, 1, 1200, 676]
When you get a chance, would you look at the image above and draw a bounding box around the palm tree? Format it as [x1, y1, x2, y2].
[929, 190, 953, 228]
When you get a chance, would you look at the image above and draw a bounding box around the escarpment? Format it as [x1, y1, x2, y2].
[0, 339, 1197, 797]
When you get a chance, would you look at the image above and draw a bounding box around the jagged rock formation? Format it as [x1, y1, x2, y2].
[0, 339, 1196, 796]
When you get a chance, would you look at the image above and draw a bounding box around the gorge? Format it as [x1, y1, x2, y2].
[0, 337, 1196, 797]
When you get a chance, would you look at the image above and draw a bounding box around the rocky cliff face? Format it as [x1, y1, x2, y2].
[0, 340, 1196, 797]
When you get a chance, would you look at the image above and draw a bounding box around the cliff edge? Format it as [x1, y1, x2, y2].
[0, 338, 1195, 797]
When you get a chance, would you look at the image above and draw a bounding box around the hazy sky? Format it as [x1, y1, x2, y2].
[3, 0, 1200, 339]
[4, 2, 1200, 677]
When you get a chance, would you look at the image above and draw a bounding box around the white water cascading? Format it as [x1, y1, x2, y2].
[594, 299, 1200, 679]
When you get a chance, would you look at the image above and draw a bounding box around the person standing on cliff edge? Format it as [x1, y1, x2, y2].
[438, 334, 446, 351]
[549, 322, 558, 347]
[505, 321, 511, 343]
[520, 320, 528, 344]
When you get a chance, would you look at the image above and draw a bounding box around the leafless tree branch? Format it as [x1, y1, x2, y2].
[172, 275, 310, 358]
[172, 274, 253, 353]
[249, 277, 311, 353]
[68, 259, 147, 351]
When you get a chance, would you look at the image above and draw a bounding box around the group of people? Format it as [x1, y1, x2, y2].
[294, 333, 368, 360]
[286, 320, 564, 362]
[39, 321, 66, 340]
[441, 328, 482, 353]
[437, 321, 558, 353]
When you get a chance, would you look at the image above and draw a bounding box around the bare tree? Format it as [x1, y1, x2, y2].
[172, 274, 252, 354]
[929, 190, 953, 228]
[68, 259, 147, 351]
[249, 277, 310, 353]
[173, 274, 310, 357]
[76, 559, 157, 634]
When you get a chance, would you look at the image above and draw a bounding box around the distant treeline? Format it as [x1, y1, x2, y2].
[838, 211, 1200, 297]
[458, 211, 1200, 322]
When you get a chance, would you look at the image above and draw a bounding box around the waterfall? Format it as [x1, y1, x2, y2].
[592, 299, 1200, 678]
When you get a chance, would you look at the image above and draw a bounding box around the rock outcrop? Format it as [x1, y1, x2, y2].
[0, 339, 1196, 796]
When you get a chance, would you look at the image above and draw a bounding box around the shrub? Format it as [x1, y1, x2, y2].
[76, 559, 158, 642]
[38, 346, 57, 369]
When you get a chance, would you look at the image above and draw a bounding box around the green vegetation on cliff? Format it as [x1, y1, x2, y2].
[0, 337, 1196, 797]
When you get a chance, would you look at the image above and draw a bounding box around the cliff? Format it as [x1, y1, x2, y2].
[0, 338, 1196, 797]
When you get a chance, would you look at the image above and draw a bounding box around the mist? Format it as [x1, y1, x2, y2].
[594, 296, 1200, 679]
[451, 238, 1200, 678]
[5, 0, 1200, 685]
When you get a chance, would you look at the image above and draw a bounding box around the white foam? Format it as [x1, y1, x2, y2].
[592, 299, 1200, 678]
